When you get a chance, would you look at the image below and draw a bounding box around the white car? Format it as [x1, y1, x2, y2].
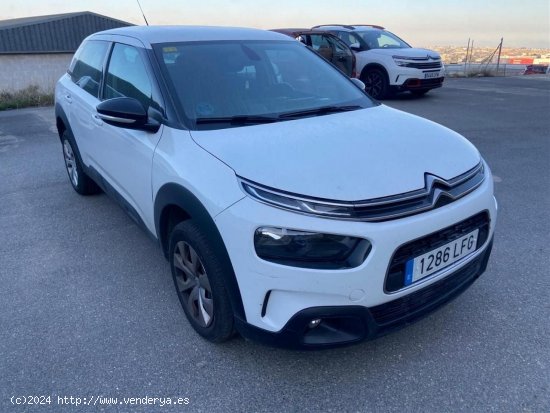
[314, 24, 445, 99]
[55, 26, 496, 349]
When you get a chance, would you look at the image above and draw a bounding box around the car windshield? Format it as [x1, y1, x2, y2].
[153, 40, 374, 130]
[356, 29, 410, 50]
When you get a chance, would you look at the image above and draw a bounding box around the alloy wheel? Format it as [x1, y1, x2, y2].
[173, 241, 214, 327]
[63, 140, 79, 187]
[364, 71, 384, 99]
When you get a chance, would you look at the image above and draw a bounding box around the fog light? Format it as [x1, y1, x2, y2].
[308, 319, 322, 329]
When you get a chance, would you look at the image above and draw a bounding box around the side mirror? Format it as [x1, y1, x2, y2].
[350, 78, 365, 90]
[349, 43, 361, 51]
[96, 97, 160, 133]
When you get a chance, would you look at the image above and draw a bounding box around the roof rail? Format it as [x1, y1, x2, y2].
[350, 24, 385, 29]
[312, 24, 356, 30]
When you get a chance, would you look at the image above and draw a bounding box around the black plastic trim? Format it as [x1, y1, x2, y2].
[235, 238, 493, 350]
[85, 165, 158, 243]
[384, 211, 490, 293]
[154, 183, 246, 322]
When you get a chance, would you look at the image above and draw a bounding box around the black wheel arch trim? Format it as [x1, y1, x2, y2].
[55, 103, 73, 141]
[55, 103, 89, 171]
[154, 183, 246, 322]
[360, 63, 389, 81]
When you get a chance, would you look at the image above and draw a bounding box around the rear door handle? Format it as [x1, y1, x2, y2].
[64, 94, 72, 104]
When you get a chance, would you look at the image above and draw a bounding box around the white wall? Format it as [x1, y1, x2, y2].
[0, 53, 73, 93]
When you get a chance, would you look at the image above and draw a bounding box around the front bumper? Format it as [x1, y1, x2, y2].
[389, 66, 445, 91]
[392, 77, 445, 92]
[236, 238, 493, 349]
[214, 168, 497, 347]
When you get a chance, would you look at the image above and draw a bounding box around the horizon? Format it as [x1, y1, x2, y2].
[2, 0, 549, 49]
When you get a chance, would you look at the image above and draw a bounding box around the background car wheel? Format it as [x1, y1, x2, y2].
[362, 68, 389, 99]
[411, 90, 429, 97]
[61, 131, 100, 195]
[169, 220, 234, 343]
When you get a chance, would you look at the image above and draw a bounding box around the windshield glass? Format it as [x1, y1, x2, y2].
[153, 40, 374, 129]
[356, 29, 410, 50]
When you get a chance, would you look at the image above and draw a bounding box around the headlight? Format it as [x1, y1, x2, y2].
[241, 180, 353, 218]
[392, 55, 411, 67]
[254, 227, 371, 269]
[393, 59, 410, 67]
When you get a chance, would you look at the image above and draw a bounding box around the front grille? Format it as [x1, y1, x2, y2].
[385, 211, 490, 292]
[407, 61, 442, 69]
[242, 162, 483, 222]
[372, 252, 485, 328]
[351, 162, 484, 221]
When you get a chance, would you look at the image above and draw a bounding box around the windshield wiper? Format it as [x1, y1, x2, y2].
[278, 105, 363, 119]
[195, 115, 280, 125]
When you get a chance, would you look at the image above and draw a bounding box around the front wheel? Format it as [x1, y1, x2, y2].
[169, 221, 234, 342]
[362, 69, 389, 99]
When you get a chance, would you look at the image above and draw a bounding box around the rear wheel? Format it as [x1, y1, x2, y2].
[362, 68, 389, 99]
[61, 131, 100, 195]
[169, 220, 234, 342]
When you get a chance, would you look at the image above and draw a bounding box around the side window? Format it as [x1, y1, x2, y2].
[70, 40, 109, 98]
[104, 44, 152, 109]
[335, 31, 351, 45]
[310, 34, 333, 62]
[377, 33, 400, 48]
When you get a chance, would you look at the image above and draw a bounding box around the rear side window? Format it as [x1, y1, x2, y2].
[104, 43, 152, 109]
[69, 40, 109, 98]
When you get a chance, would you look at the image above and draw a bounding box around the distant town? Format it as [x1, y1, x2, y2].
[424, 46, 550, 65]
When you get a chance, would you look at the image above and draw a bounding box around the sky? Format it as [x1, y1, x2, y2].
[2, 0, 549, 48]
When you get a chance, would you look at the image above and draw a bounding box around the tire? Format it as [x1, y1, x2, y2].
[61, 131, 100, 195]
[362, 68, 389, 99]
[411, 90, 429, 97]
[169, 220, 234, 342]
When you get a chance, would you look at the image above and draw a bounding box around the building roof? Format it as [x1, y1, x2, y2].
[0, 11, 133, 54]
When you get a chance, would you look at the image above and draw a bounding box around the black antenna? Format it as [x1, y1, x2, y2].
[136, 0, 149, 26]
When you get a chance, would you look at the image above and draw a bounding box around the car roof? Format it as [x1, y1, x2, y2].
[312, 24, 385, 31]
[271, 28, 335, 37]
[92, 25, 292, 45]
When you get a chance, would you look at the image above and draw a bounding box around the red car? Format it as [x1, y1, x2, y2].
[271, 28, 356, 77]
[523, 64, 549, 75]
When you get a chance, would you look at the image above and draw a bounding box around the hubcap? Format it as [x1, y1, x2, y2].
[364, 72, 383, 98]
[173, 241, 213, 327]
[63, 141, 79, 187]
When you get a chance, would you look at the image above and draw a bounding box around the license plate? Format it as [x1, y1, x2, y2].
[424, 72, 440, 79]
[404, 229, 479, 286]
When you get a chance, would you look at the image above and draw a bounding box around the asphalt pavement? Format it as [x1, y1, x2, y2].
[1, 76, 549, 412]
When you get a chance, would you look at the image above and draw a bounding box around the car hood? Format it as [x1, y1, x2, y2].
[368, 47, 441, 60]
[190, 105, 480, 201]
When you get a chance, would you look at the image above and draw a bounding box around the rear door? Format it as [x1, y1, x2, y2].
[65, 40, 111, 165]
[309, 33, 354, 77]
[89, 40, 164, 233]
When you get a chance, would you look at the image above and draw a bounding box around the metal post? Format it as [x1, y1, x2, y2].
[469, 40, 475, 75]
[496, 38, 503, 76]
[465, 38, 470, 75]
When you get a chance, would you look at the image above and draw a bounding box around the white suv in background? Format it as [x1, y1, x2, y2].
[314, 24, 445, 99]
[55, 26, 496, 349]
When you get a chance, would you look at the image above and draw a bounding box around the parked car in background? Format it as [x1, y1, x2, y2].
[313, 24, 445, 99]
[55, 26, 496, 349]
[523, 64, 549, 75]
[271, 28, 356, 77]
